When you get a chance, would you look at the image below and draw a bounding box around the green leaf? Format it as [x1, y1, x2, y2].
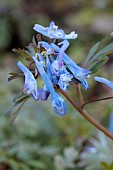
[89, 56, 109, 73]
[98, 34, 113, 51]
[101, 162, 113, 170]
[12, 48, 31, 59]
[5, 95, 30, 118]
[8, 72, 23, 81]
[90, 43, 113, 63]
[83, 42, 100, 67]
[25, 43, 37, 57]
[10, 102, 25, 126]
[13, 92, 25, 102]
[9, 95, 30, 126]
[84, 34, 113, 67]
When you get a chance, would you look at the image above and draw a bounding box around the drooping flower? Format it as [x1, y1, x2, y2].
[33, 21, 78, 39]
[94, 76, 113, 90]
[32, 55, 66, 115]
[17, 61, 39, 101]
[51, 43, 91, 90]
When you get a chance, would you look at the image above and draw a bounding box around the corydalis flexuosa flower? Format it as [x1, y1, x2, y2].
[32, 56, 66, 116]
[17, 61, 39, 101]
[33, 21, 78, 39]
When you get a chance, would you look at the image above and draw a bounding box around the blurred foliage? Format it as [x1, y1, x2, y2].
[0, 0, 113, 169]
[79, 131, 113, 170]
[0, 0, 113, 52]
[0, 60, 113, 169]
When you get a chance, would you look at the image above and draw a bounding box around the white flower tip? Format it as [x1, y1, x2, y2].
[33, 24, 37, 30]
[71, 31, 78, 39]
[111, 32, 113, 36]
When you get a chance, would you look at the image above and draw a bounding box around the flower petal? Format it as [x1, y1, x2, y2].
[109, 112, 113, 134]
[94, 76, 113, 90]
[17, 61, 39, 101]
[58, 73, 73, 91]
[40, 85, 50, 101]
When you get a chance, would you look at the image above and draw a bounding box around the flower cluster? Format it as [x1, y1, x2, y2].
[13, 21, 113, 116]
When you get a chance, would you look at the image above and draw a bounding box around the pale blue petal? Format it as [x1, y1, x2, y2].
[40, 85, 50, 101]
[94, 76, 113, 90]
[58, 40, 69, 66]
[32, 56, 66, 115]
[33, 24, 48, 37]
[17, 61, 39, 101]
[65, 31, 78, 39]
[58, 73, 73, 91]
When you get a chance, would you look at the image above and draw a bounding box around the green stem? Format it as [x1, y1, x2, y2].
[59, 89, 113, 140]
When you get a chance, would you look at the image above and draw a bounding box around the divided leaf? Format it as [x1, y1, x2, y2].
[5, 93, 30, 125]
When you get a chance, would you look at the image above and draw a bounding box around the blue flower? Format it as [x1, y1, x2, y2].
[17, 61, 39, 101]
[51, 43, 91, 90]
[109, 112, 113, 134]
[33, 21, 78, 39]
[94, 76, 113, 90]
[32, 55, 66, 116]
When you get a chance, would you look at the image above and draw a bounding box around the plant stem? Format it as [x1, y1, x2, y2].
[59, 89, 113, 140]
[75, 84, 84, 106]
[82, 96, 113, 108]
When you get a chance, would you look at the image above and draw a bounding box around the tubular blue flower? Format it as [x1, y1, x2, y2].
[17, 61, 39, 101]
[51, 43, 91, 90]
[33, 21, 78, 39]
[32, 55, 66, 116]
[94, 76, 113, 90]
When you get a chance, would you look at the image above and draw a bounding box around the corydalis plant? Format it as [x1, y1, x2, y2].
[7, 21, 113, 140]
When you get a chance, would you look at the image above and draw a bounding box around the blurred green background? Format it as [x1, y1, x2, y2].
[0, 0, 113, 169]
